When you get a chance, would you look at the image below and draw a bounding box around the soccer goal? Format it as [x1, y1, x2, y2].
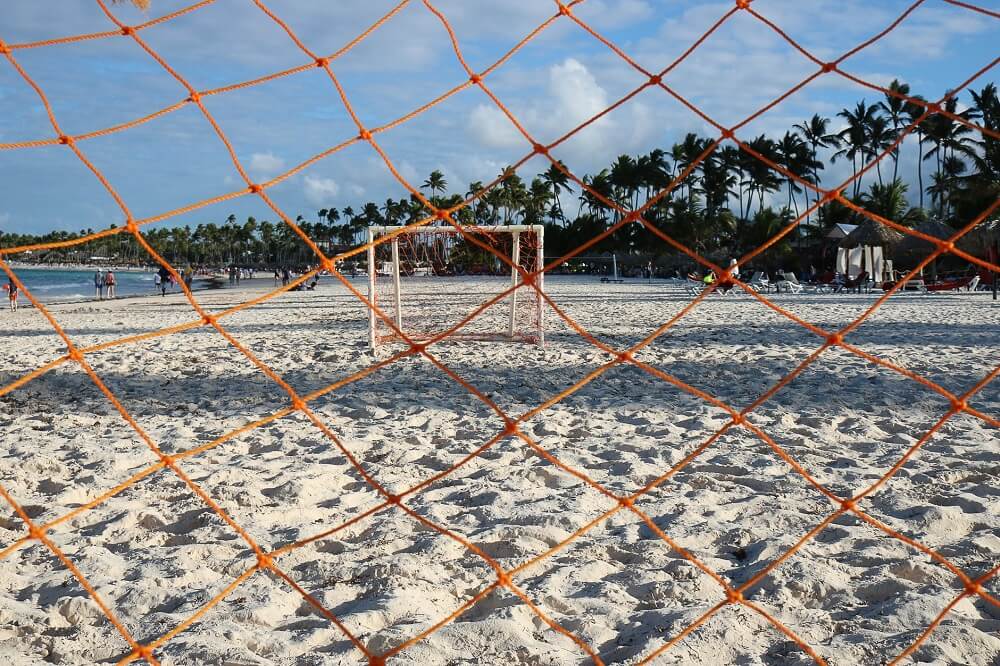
[367, 225, 545, 349]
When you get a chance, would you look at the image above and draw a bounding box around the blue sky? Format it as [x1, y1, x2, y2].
[0, 0, 996, 236]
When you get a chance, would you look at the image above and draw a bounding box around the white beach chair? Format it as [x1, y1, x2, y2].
[747, 271, 770, 293]
[684, 279, 703, 297]
[776, 272, 804, 294]
[966, 276, 981, 292]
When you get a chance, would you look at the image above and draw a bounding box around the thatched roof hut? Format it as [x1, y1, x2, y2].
[839, 218, 904, 249]
[894, 218, 957, 262]
[958, 218, 1000, 258]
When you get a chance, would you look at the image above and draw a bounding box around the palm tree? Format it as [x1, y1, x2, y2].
[866, 115, 895, 187]
[922, 96, 977, 217]
[877, 79, 911, 181]
[793, 114, 839, 225]
[540, 162, 571, 226]
[834, 101, 881, 197]
[904, 95, 930, 209]
[857, 179, 922, 226]
[422, 170, 448, 197]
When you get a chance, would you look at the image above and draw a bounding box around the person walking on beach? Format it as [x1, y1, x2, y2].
[94, 269, 104, 300]
[104, 269, 116, 299]
[154, 272, 162, 295]
[6, 279, 18, 312]
[157, 267, 170, 296]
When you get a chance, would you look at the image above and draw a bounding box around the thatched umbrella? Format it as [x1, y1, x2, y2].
[958, 218, 1000, 257]
[894, 218, 955, 259]
[959, 218, 1000, 300]
[838, 218, 905, 249]
[894, 218, 956, 281]
[837, 219, 903, 283]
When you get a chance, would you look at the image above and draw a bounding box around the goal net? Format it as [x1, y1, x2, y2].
[367, 225, 544, 349]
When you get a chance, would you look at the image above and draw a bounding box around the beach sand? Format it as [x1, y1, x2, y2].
[0, 276, 997, 665]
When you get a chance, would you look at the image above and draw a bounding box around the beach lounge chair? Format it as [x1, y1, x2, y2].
[684, 278, 704, 297]
[775, 272, 804, 294]
[747, 271, 770, 293]
[835, 272, 869, 293]
[924, 276, 977, 293]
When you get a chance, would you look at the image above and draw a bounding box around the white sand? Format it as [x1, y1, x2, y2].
[0, 276, 998, 665]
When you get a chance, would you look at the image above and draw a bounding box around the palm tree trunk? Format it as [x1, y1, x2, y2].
[917, 132, 925, 209]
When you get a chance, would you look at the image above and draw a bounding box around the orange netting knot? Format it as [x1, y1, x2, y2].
[964, 581, 983, 597]
[410, 342, 427, 355]
[315, 57, 329, 69]
[0, 41, 9, 55]
[725, 588, 744, 604]
[121, 26, 135, 36]
[624, 210, 642, 224]
[134, 645, 154, 662]
[256, 552, 275, 570]
[321, 258, 337, 273]
[435, 209, 448, 221]
[57, 135, 74, 146]
[820, 188, 842, 204]
[730, 413, 746, 426]
[67, 348, 85, 364]
[385, 493, 402, 506]
[187, 91, 201, 104]
[369, 656, 386, 666]
[124, 218, 139, 234]
[358, 128, 372, 142]
[950, 397, 968, 413]
[202, 314, 216, 326]
[532, 143, 548, 156]
[827, 333, 843, 347]
[648, 74, 662, 87]
[248, 184, 263, 195]
[469, 73, 482, 85]
[735, 0, 752, 9]
[840, 499, 857, 512]
[721, 128, 735, 140]
[557, 3, 572, 16]
[496, 570, 512, 588]
[926, 102, 942, 114]
[157, 452, 175, 467]
[502, 421, 520, 437]
[821, 62, 837, 74]
[27, 525, 46, 540]
[616, 351, 632, 364]
[617, 496, 634, 509]
[939, 240, 955, 252]
[291, 397, 307, 412]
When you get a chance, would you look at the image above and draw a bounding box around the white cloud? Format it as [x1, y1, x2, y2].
[248, 152, 286, 180]
[468, 104, 524, 148]
[303, 176, 340, 206]
[550, 58, 610, 126]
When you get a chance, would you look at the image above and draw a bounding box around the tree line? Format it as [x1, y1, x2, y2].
[3, 81, 996, 271]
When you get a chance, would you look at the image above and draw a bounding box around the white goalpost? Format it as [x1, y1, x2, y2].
[367, 224, 545, 349]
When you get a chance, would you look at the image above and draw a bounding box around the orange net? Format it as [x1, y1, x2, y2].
[1, 0, 999, 664]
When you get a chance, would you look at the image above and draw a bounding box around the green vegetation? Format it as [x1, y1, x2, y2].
[3, 81, 996, 271]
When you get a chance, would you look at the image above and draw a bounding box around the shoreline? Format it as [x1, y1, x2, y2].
[12, 276, 282, 308]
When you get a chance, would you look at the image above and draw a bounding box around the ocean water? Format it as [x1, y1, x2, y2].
[6, 268, 171, 303]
